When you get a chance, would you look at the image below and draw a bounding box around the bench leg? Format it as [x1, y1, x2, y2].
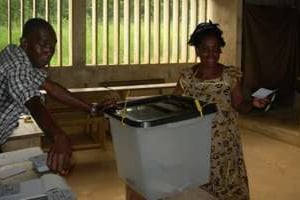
[85, 115, 107, 150]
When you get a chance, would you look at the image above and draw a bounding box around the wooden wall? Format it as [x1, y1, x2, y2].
[48, 1, 242, 88]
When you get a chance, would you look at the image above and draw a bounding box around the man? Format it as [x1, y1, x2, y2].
[0, 18, 99, 175]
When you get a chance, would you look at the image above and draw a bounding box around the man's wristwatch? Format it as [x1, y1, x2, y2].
[90, 103, 98, 116]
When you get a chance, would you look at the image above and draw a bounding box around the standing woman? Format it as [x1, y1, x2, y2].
[174, 21, 268, 199]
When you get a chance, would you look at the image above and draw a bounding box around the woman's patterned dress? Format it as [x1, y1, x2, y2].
[179, 65, 250, 200]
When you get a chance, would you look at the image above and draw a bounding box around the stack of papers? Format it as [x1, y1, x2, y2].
[0, 147, 46, 182]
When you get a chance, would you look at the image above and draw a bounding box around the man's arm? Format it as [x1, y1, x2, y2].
[25, 96, 72, 175]
[42, 79, 92, 112]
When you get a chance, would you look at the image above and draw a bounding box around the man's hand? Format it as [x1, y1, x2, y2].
[100, 98, 118, 110]
[90, 92, 120, 116]
[47, 133, 72, 176]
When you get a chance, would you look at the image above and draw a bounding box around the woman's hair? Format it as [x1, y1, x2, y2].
[188, 20, 226, 47]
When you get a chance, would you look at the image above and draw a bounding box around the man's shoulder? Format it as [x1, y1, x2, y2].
[1, 44, 26, 58]
[1, 44, 21, 54]
[0, 45, 30, 69]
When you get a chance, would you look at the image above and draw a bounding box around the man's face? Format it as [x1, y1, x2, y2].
[21, 27, 57, 68]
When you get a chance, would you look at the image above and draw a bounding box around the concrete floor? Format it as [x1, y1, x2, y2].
[65, 116, 300, 200]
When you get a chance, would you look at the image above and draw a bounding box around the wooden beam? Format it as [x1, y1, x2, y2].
[69, 0, 86, 67]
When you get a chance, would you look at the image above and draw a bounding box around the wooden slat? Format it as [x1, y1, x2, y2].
[134, 0, 140, 64]
[196, 0, 207, 64]
[102, 0, 108, 65]
[181, 0, 188, 63]
[113, 0, 119, 64]
[32, 0, 36, 18]
[68, 0, 72, 65]
[20, 0, 24, 31]
[163, 0, 170, 63]
[92, 0, 98, 65]
[45, 0, 49, 21]
[7, 0, 11, 44]
[69, 0, 86, 67]
[143, 0, 150, 64]
[153, 0, 160, 63]
[198, 0, 207, 23]
[57, 0, 62, 66]
[189, 0, 197, 63]
[172, 0, 179, 63]
[123, 0, 130, 64]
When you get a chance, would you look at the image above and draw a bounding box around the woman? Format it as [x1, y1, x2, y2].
[173, 21, 268, 199]
[126, 21, 268, 200]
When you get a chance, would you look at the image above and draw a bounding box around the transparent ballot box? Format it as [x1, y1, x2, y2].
[104, 95, 217, 200]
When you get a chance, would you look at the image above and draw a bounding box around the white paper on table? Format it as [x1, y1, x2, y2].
[0, 167, 26, 180]
[0, 174, 76, 200]
[0, 147, 43, 167]
[251, 88, 277, 99]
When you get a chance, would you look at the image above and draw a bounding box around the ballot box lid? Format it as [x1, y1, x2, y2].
[104, 95, 217, 128]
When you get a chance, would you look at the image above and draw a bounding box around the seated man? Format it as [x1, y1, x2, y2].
[0, 18, 101, 175]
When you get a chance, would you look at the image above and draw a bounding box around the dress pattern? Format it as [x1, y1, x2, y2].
[179, 65, 249, 200]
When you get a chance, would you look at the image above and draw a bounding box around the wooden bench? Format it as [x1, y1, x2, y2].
[100, 78, 170, 99]
[106, 82, 177, 99]
[99, 78, 165, 87]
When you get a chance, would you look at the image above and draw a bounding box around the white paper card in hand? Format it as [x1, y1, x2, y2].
[252, 88, 277, 99]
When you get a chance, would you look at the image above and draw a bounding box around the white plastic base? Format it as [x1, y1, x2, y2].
[108, 113, 215, 200]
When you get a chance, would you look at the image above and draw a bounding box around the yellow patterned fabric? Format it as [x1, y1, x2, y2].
[179, 65, 249, 200]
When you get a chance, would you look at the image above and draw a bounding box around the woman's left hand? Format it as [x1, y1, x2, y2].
[252, 97, 270, 109]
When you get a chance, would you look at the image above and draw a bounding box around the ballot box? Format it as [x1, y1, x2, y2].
[104, 95, 217, 200]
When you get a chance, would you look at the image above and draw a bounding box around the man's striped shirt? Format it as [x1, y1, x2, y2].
[0, 45, 47, 144]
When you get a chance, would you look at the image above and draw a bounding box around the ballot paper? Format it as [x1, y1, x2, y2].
[252, 88, 277, 112]
[0, 167, 26, 180]
[0, 147, 43, 167]
[0, 174, 76, 200]
[251, 88, 277, 99]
